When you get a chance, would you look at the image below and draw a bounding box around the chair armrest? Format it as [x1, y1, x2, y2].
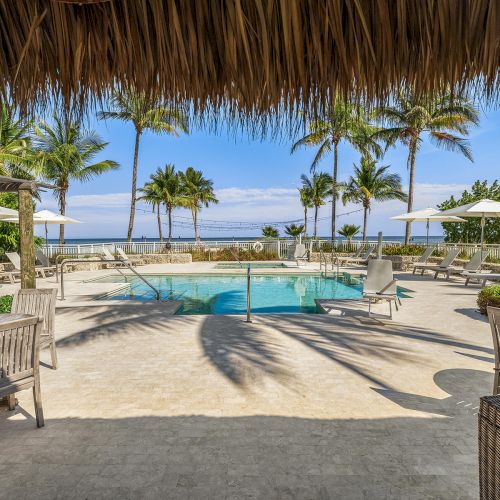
[377, 279, 397, 295]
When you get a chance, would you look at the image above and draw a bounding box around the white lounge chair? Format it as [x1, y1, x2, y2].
[35, 249, 58, 274]
[287, 243, 308, 266]
[116, 248, 137, 266]
[411, 247, 435, 273]
[363, 259, 400, 319]
[412, 248, 460, 277]
[463, 272, 500, 287]
[434, 249, 489, 280]
[6, 252, 55, 279]
[102, 248, 128, 268]
[336, 245, 375, 266]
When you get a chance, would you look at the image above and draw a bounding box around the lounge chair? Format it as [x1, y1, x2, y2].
[335, 245, 375, 266]
[411, 247, 435, 273]
[363, 259, 400, 319]
[287, 243, 308, 266]
[487, 307, 500, 395]
[35, 249, 58, 274]
[116, 248, 136, 266]
[102, 248, 127, 268]
[433, 249, 490, 280]
[0, 315, 45, 427]
[12, 288, 58, 369]
[463, 272, 500, 287]
[6, 252, 55, 279]
[412, 248, 460, 277]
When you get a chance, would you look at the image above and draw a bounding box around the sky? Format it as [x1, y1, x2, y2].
[38, 105, 500, 241]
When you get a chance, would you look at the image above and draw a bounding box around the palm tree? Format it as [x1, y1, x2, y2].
[291, 97, 381, 241]
[284, 223, 304, 241]
[298, 186, 313, 237]
[0, 103, 33, 178]
[98, 89, 189, 241]
[33, 114, 119, 244]
[179, 167, 218, 241]
[142, 164, 184, 242]
[300, 172, 332, 239]
[338, 224, 360, 242]
[138, 181, 164, 241]
[373, 92, 479, 243]
[341, 157, 407, 241]
[262, 225, 279, 238]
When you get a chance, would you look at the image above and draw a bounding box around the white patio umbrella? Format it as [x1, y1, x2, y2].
[4, 209, 82, 249]
[0, 205, 19, 219]
[437, 199, 500, 250]
[391, 208, 465, 245]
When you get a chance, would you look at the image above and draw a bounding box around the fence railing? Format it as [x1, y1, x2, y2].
[40, 239, 500, 261]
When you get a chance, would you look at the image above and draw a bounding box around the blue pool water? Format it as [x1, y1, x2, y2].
[94, 274, 366, 314]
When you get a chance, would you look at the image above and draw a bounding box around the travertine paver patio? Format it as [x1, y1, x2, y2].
[0, 264, 493, 499]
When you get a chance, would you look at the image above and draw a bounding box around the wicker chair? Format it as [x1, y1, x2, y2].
[12, 289, 58, 369]
[488, 307, 500, 395]
[0, 315, 44, 427]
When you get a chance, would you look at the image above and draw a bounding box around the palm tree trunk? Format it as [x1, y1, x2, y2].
[192, 208, 199, 241]
[331, 140, 339, 242]
[127, 129, 141, 242]
[304, 207, 308, 236]
[405, 138, 417, 245]
[314, 205, 318, 239]
[157, 205, 163, 241]
[362, 206, 368, 241]
[59, 189, 66, 245]
[168, 206, 173, 242]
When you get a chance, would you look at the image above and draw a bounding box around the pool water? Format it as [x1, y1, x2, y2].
[214, 262, 288, 269]
[94, 274, 365, 314]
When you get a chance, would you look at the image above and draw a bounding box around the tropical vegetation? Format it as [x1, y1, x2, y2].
[439, 180, 500, 244]
[477, 285, 500, 315]
[373, 92, 479, 243]
[262, 225, 279, 238]
[33, 114, 119, 244]
[284, 223, 304, 241]
[98, 89, 189, 241]
[337, 224, 360, 242]
[298, 186, 313, 237]
[179, 167, 218, 241]
[300, 172, 332, 239]
[341, 156, 407, 240]
[291, 98, 381, 241]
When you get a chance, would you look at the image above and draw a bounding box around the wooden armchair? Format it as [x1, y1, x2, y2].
[488, 307, 500, 395]
[0, 315, 44, 427]
[12, 289, 58, 369]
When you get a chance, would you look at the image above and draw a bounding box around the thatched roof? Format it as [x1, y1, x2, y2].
[1, 0, 499, 123]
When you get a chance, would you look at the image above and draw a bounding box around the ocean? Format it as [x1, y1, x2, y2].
[46, 235, 445, 245]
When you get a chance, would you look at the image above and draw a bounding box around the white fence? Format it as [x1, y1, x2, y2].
[40, 239, 500, 261]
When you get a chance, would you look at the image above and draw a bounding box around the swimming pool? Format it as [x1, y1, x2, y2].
[214, 262, 288, 269]
[93, 273, 366, 314]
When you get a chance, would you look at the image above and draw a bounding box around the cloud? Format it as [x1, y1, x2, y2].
[37, 183, 470, 238]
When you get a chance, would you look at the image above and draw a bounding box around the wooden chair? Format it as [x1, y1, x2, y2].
[0, 315, 44, 427]
[488, 307, 500, 395]
[12, 289, 58, 369]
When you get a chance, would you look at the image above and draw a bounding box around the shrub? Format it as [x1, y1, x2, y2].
[190, 247, 279, 262]
[382, 245, 425, 256]
[0, 294, 13, 313]
[477, 285, 500, 315]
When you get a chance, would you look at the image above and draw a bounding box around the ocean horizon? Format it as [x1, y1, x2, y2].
[45, 235, 446, 245]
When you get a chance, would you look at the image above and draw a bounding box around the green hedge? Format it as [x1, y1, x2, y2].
[477, 285, 500, 315]
[0, 294, 13, 313]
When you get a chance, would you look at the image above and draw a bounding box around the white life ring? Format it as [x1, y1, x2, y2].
[253, 241, 264, 252]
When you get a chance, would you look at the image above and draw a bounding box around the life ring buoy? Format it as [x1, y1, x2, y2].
[253, 241, 264, 252]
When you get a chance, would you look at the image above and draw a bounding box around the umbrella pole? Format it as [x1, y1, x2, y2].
[426, 220, 429, 246]
[45, 222, 48, 255]
[480, 216, 485, 252]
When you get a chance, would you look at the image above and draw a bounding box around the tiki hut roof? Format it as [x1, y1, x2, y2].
[1, 0, 499, 123]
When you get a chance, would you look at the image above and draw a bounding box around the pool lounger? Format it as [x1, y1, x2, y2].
[463, 272, 500, 287]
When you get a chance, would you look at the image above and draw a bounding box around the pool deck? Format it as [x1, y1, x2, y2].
[0, 261, 493, 499]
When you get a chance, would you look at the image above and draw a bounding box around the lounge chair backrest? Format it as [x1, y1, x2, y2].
[12, 288, 57, 336]
[418, 246, 434, 263]
[351, 246, 363, 258]
[5, 252, 21, 270]
[294, 244, 307, 259]
[0, 316, 42, 395]
[363, 259, 397, 295]
[487, 307, 500, 395]
[35, 249, 50, 267]
[116, 248, 129, 261]
[438, 248, 460, 268]
[362, 245, 375, 260]
[102, 248, 115, 261]
[464, 250, 489, 271]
